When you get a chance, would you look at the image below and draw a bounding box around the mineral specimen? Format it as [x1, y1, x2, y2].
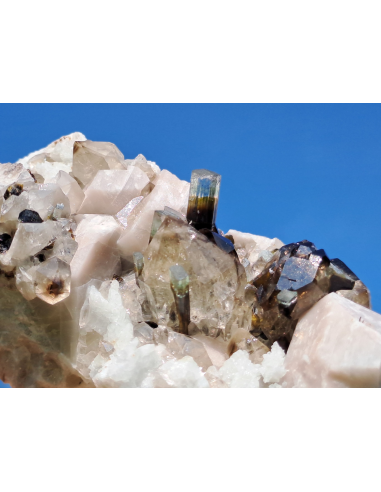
[284, 293, 381, 388]
[0, 132, 377, 388]
[186, 169, 221, 232]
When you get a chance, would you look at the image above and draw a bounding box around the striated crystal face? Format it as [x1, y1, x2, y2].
[169, 265, 190, 335]
[143, 215, 247, 338]
[0, 132, 375, 388]
[251, 239, 369, 350]
[186, 169, 221, 231]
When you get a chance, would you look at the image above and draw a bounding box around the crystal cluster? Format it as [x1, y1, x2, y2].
[0, 132, 378, 388]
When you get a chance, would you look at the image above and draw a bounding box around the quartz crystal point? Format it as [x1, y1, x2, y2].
[72, 140, 125, 188]
[169, 265, 191, 335]
[0, 132, 375, 388]
[35, 257, 71, 305]
[150, 207, 185, 242]
[186, 169, 221, 231]
[117, 169, 189, 258]
[284, 293, 381, 388]
[144, 215, 247, 338]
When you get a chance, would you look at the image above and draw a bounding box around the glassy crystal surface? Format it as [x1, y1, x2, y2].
[251, 239, 370, 350]
[169, 265, 190, 335]
[115, 196, 144, 228]
[133, 252, 144, 279]
[18, 209, 43, 223]
[72, 140, 125, 188]
[35, 257, 71, 305]
[0, 132, 375, 388]
[0, 233, 12, 252]
[186, 169, 221, 231]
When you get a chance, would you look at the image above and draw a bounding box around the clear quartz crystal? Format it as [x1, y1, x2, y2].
[186, 169, 221, 231]
[35, 257, 71, 305]
[169, 265, 191, 335]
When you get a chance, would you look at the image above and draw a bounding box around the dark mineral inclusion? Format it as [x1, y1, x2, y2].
[133, 167, 370, 353]
[18, 209, 44, 223]
[251, 240, 369, 351]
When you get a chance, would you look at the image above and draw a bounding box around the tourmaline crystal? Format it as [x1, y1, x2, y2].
[169, 265, 190, 336]
[0, 132, 376, 388]
[186, 169, 221, 232]
[133, 252, 144, 281]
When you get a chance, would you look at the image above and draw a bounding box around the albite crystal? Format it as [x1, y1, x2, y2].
[0, 132, 375, 388]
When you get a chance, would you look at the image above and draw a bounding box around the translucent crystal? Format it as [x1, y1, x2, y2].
[150, 207, 185, 242]
[169, 265, 190, 335]
[48, 171, 85, 214]
[144, 217, 246, 338]
[78, 168, 149, 215]
[117, 169, 189, 258]
[133, 252, 144, 279]
[115, 196, 144, 228]
[35, 257, 71, 305]
[72, 140, 125, 188]
[186, 169, 221, 231]
[227, 328, 269, 363]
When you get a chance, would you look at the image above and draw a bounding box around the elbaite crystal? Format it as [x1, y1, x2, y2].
[186, 169, 221, 232]
[169, 265, 190, 336]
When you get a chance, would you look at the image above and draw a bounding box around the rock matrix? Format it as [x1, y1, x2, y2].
[0, 133, 377, 388]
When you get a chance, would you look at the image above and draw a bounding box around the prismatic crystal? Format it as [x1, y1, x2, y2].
[0, 133, 377, 388]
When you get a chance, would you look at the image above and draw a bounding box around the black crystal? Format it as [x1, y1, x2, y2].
[18, 209, 43, 223]
[252, 239, 368, 350]
[0, 234, 12, 253]
[4, 183, 23, 200]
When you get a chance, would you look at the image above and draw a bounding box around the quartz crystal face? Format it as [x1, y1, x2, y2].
[72, 140, 125, 188]
[186, 169, 221, 231]
[143, 216, 247, 338]
[0, 133, 375, 388]
[35, 257, 71, 305]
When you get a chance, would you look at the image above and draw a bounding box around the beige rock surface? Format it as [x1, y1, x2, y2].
[284, 293, 381, 388]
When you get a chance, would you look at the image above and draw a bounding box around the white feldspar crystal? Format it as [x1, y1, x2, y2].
[260, 342, 287, 383]
[4, 131, 371, 389]
[117, 169, 189, 258]
[125, 154, 160, 183]
[154, 356, 209, 388]
[284, 293, 381, 388]
[226, 229, 284, 280]
[218, 350, 262, 388]
[18, 132, 87, 181]
[215, 342, 287, 388]
[78, 168, 149, 215]
[70, 215, 122, 287]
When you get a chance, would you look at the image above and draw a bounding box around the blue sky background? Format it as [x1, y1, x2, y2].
[1, 104, 380, 388]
